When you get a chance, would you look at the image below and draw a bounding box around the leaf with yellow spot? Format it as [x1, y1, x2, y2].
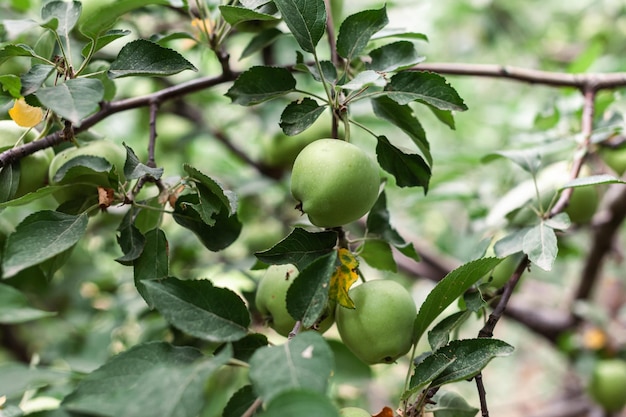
[329, 248, 359, 309]
[9, 98, 43, 128]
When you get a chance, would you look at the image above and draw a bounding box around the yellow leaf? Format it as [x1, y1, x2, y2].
[9, 98, 43, 128]
[329, 248, 359, 308]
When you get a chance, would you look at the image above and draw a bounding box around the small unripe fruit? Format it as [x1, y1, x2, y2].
[255, 264, 334, 337]
[0, 120, 53, 198]
[588, 358, 626, 412]
[290, 139, 380, 228]
[336, 280, 417, 365]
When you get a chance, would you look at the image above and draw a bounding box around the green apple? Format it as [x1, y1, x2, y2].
[0, 120, 53, 198]
[339, 407, 370, 417]
[290, 139, 380, 228]
[255, 264, 334, 337]
[600, 145, 626, 176]
[48, 140, 127, 204]
[588, 358, 626, 412]
[486, 253, 524, 289]
[336, 280, 417, 365]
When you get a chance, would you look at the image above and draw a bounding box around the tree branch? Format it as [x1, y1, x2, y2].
[0, 72, 237, 168]
[414, 63, 626, 90]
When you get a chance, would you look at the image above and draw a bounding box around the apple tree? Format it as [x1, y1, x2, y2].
[1, 1, 626, 417]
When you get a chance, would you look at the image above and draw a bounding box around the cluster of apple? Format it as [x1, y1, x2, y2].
[255, 263, 417, 365]
[255, 138, 418, 367]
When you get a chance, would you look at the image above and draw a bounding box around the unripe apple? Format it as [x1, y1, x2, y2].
[290, 139, 380, 228]
[48, 140, 126, 204]
[339, 407, 370, 417]
[588, 358, 626, 412]
[255, 264, 334, 337]
[336, 280, 417, 365]
[0, 120, 53, 198]
[600, 144, 626, 176]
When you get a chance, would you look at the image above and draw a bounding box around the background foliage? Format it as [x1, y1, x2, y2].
[1, 1, 626, 417]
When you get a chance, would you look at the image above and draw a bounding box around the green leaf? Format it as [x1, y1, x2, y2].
[280, 98, 326, 136]
[367, 40, 425, 72]
[0, 44, 38, 65]
[123, 144, 163, 181]
[406, 352, 457, 397]
[0, 362, 68, 400]
[371, 28, 429, 42]
[173, 193, 242, 251]
[427, 390, 479, 417]
[241, 28, 284, 59]
[482, 149, 542, 175]
[20, 64, 55, 96]
[385, 71, 467, 111]
[522, 223, 557, 271]
[0, 74, 22, 98]
[372, 96, 431, 164]
[41, 1, 81, 38]
[376, 135, 431, 190]
[359, 239, 397, 272]
[255, 227, 337, 271]
[144, 277, 250, 342]
[229, 333, 269, 362]
[115, 209, 146, 265]
[78, 0, 170, 38]
[273, 0, 326, 53]
[223, 385, 258, 417]
[0, 164, 20, 204]
[257, 390, 339, 417]
[0, 185, 67, 209]
[337, 6, 388, 61]
[185, 164, 237, 216]
[219, 5, 280, 26]
[341, 70, 385, 90]
[560, 174, 626, 188]
[62, 342, 231, 417]
[133, 228, 169, 306]
[226, 66, 296, 105]
[0, 283, 55, 324]
[366, 191, 420, 262]
[2, 211, 88, 278]
[82, 29, 132, 57]
[413, 258, 502, 343]
[428, 106, 456, 130]
[427, 311, 472, 351]
[35, 78, 104, 125]
[51, 155, 113, 184]
[430, 339, 514, 387]
[108, 39, 197, 78]
[493, 229, 528, 258]
[249, 332, 333, 403]
[286, 251, 337, 327]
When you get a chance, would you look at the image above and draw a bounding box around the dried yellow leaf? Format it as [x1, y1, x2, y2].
[9, 98, 43, 128]
[329, 248, 359, 309]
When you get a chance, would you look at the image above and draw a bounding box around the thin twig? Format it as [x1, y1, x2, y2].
[474, 373, 489, 417]
[148, 99, 160, 168]
[550, 86, 596, 216]
[479, 256, 529, 338]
